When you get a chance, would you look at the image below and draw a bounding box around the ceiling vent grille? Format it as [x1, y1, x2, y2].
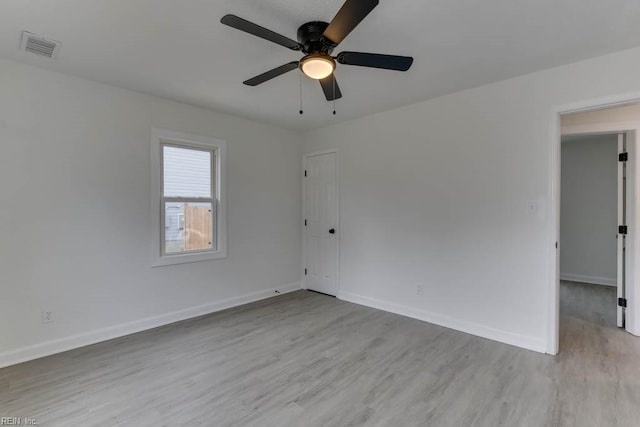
[20, 31, 62, 59]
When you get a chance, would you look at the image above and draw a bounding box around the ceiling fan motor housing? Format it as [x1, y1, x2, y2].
[297, 21, 334, 54]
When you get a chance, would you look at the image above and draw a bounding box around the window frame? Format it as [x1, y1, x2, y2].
[161, 142, 215, 256]
[151, 128, 227, 267]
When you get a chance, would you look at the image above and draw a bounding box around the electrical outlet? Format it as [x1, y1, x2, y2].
[41, 309, 54, 324]
[416, 284, 424, 296]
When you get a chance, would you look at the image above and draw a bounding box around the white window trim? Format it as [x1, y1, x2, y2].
[151, 128, 227, 267]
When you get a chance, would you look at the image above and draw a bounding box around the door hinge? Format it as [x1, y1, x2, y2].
[304, 268, 307, 275]
[619, 152, 628, 162]
[555, 241, 558, 249]
[619, 225, 628, 235]
[618, 297, 627, 308]
[304, 219, 307, 226]
[304, 170, 307, 177]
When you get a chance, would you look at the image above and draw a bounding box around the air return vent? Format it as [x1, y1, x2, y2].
[20, 31, 62, 59]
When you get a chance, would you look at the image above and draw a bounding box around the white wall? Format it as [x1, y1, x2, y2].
[560, 135, 618, 286]
[0, 58, 302, 367]
[304, 46, 640, 351]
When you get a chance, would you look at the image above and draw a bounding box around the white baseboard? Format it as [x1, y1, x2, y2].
[560, 273, 616, 287]
[338, 291, 546, 353]
[0, 282, 301, 369]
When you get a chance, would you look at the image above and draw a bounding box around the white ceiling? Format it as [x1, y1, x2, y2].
[2, 0, 640, 131]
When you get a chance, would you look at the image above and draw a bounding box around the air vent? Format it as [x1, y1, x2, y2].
[20, 31, 62, 59]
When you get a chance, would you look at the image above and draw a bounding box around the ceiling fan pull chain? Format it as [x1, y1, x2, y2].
[299, 72, 304, 115]
[333, 76, 337, 115]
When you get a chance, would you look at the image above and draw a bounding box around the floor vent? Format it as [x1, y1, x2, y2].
[20, 31, 62, 59]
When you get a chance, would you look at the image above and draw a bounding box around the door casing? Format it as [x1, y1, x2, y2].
[549, 94, 640, 354]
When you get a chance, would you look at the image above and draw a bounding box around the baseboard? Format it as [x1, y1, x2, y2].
[338, 291, 546, 353]
[0, 281, 301, 369]
[560, 273, 616, 287]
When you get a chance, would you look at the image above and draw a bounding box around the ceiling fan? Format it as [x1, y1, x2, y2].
[220, 0, 413, 102]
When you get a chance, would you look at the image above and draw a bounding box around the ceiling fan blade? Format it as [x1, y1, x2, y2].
[243, 62, 300, 86]
[337, 52, 413, 71]
[221, 14, 301, 50]
[322, 0, 379, 46]
[319, 74, 343, 101]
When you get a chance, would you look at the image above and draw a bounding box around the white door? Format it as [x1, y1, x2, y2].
[617, 133, 626, 328]
[304, 152, 338, 296]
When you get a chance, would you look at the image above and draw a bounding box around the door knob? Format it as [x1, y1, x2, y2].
[329, 228, 335, 234]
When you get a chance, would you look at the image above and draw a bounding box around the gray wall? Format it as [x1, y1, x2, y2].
[304, 45, 640, 350]
[0, 58, 302, 367]
[560, 134, 618, 286]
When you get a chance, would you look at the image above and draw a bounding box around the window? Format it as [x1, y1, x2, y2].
[151, 129, 227, 266]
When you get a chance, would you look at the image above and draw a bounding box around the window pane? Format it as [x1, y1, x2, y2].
[163, 145, 212, 198]
[164, 202, 214, 253]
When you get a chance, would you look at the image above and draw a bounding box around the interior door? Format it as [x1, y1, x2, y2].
[304, 152, 338, 296]
[617, 133, 626, 328]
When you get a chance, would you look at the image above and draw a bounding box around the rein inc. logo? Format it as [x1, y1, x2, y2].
[0, 418, 38, 425]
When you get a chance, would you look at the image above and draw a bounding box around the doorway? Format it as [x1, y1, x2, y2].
[303, 150, 339, 296]
[559, 132, 623, 330]
[550, 100, 640, 354]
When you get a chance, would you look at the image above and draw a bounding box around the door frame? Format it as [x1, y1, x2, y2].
[548, 92, 640, 354]
[560, 128, 631, 327]
[302, 149, 340, 296]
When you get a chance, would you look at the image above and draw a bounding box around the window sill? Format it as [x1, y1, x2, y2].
[152, 249, 227, 267]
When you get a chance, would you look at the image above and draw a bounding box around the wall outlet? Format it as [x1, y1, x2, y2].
[416, 284, 424, 296]
[41, 309, 54, 324]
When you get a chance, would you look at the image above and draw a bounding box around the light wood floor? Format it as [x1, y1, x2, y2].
[2, 282, 639, 426]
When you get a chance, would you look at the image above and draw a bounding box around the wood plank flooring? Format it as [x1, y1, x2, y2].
[1, 282, 639, 426]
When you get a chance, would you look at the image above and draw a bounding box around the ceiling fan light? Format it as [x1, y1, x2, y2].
[301, 55, 335, 80]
